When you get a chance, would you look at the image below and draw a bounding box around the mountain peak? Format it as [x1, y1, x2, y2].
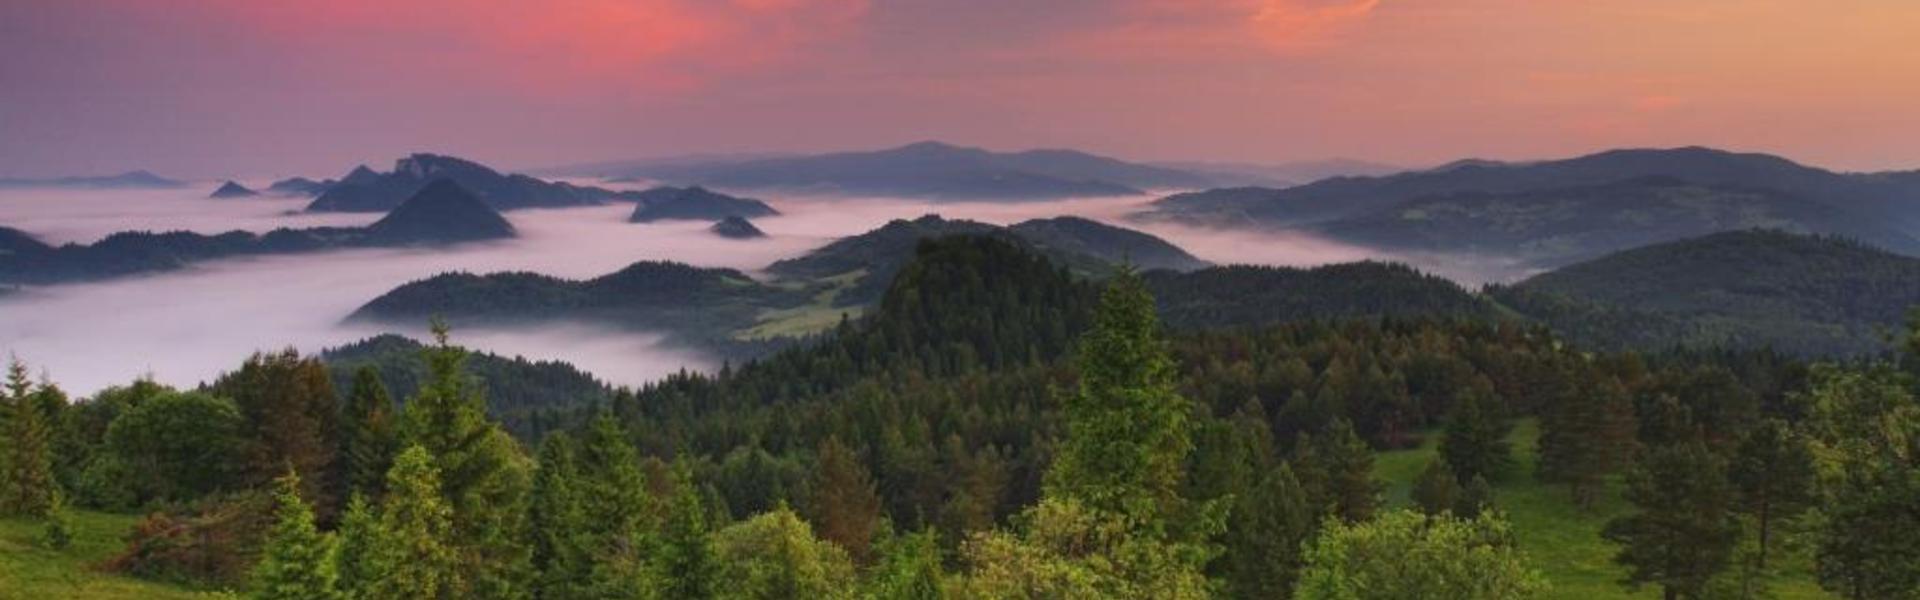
[361, 179, 516, 245]
[710, 216, 767, 239]
[209, 180, 258, 198]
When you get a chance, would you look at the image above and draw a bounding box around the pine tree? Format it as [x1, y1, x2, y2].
[0, 358, 58, 517]
[1539, 371, 1637, 510]
[1456, 474, 1495, 520]
[573, 410, 653, 597]
[649, 460, 716, 600]
[809, 436, 883, 564]
[331, 494, 381, 600]
[864, 529, 946, 600]
[1603, 441, 1740, 600]
[395, 323, 532, 598]
[1411, 459, 1460, 517]
[525, 433, 591, 599]
[249, 470, 340, 600]
[341, 366, 396, 500]
[215, 350, 343, 516]
[367, 446, 459, 600]
[1044, 268, 1194, 526]
[1223, 462, 1315, 599]
[1318, 418, 1381, 524]
[1727, 419, 1815, 569]
[1438, 386, 1511, 483]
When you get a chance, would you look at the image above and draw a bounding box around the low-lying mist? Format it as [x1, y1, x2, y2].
[0, 181, 1508, 396]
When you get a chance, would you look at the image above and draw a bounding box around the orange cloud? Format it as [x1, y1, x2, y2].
[1249, 0, 1382, 50]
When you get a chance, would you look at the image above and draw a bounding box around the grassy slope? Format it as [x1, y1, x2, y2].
[0, 511, 211, 599]
[1374, 420, 1833, 599]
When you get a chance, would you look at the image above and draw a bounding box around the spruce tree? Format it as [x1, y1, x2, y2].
[1540, 372, 1637, 509]
[1727, 419, 1815, 569]
[395, 323, 532, 598]
[368, 446, 459, 600]
[864, 529, 946, 600]
[342, 366, 396, 500]
[1318, 418, 1381, 524]
[331, 494, 381, 600]
[0, 359, 58, 517]
[1411, 459, 1460, 517]
[1044, 268, 1194, 526]
[1223, 462, 1315, 598]
[1438, 386, 1511, 483]
[215, 350, 342, 515]
[525, 433, 591, 599]
[650, 460, 716, 600]
[1456, 474, 1495, 520]
[573, 410, 653, 596]
[249, 470, 340, 600]
[809, 436, 883, 563]
[1603, 441, 1740, 600]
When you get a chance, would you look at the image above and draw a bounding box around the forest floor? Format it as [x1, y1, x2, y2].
[0, 510, 209, 599]
[1374, 419, 1836, 599]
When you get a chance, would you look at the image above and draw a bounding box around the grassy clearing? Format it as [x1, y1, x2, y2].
[737, 270, 867, 340]
[0, 511, 211, 600]
[1373, 419, 1835, 599]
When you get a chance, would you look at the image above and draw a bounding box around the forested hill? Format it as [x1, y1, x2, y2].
[1146, 261, 1500, 330]
[320, 334, 611, 439]
[765, 214, 1207, 306]
[1313, 176, 1920, 269]
[0, 180, 515, 285]
[1488, 229, 1920, 355]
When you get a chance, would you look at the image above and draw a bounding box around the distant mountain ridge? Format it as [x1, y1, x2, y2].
[1488, 229, 1920, 355]
[209, 181, 258, 198]
[306, 154, 614, 212]
[627, 186, 779, 223]
[1139, 146, 1920, 233]
[604, 141, 1211, 201]
[0, 180, 515, 285]
[0, 170, 186, 190]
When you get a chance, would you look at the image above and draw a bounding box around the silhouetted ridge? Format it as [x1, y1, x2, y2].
[360, 179, 516, 245]
[208, 181, 258, 198]
[710, 216, 766, 239]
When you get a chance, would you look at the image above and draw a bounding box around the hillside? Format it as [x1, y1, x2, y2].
[320, 334, 611, 440]
[346, 261, 810, 348]
[627, 186, 779, 222]
[766, 214, 1207, 306]
[609, 141, 1198, 200]
[1146, 262, 1499, 330]
[359, 179, 516, 245]
[1138, 147, 1920, 230]
[1315, 176, 1920, 268]
[1488, 229, 1920, 355]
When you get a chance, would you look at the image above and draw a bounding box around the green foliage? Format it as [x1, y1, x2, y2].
[1439, 385, 1512, 483]
[341, 367, 396, 500]
[247, 471, 338, 600]
[1602, 441, 1741, 599]
[365, 446, 459, 600]
[1802, 364, 1920, 599]
[1222, 462, 1315, 599]
[709, 506, 857, 600]
[1412, 459, 1460, 517]
[864, 528, 948, 600]
[1538, 370, 1637, 509]
[1728, 419, 1816, 569]
[959, 497, 1214, 600]
[1294, 509, 1548, 600]
[650, 461, 718, 600]
[213, 350, 342, 517]
[105, 390, 246, 503]
[808, 436, 883, 564]
[1046, 268, 1193, 526]
[2, 358, 60, 517]
[330, 495, 379, 600]
[1315, 419, 1383, 524]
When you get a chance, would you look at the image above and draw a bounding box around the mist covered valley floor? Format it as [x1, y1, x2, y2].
[0, 180, 1437, 395]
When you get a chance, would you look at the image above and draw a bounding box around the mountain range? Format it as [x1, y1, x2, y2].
[304, 154, 615, 212]
[601, 141, 1210, 201]
[0, 170, 186, 190]
[626, 186, 779, 223]
[0, 180, 515, 285]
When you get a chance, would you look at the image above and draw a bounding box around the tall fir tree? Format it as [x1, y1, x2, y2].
[1438, 386, 1511, 483]
[524, 433, 591, 600]
[572, 410, 654, 597]
[214, 349, 343, 516]
[1539, 371, 1638, 509]
[331, 494, 381, 600]
[367, 445, 459, 600]
[1727, 419, 1816, 569]
[395, 323, 533, 598]
[1317, 418, 1382, 524]
[1, 358, 58, 517]
[1603, 441, 1740, 600]
[864, 528, 946, 600]
[809, 436, 884, 564]
[341, 366, 396, 500]
[249, 470, 340, 600]
[1222, 462, 1316, 599]
[1411, 459, 1460, 518]
[649, 460, 716, 600]
[1044, 268, 1194, 527]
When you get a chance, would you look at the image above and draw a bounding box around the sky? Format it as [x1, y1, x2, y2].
[3, 0, 1918, 178]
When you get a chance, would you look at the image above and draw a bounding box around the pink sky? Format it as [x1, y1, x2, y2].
[3, 0, 1917, 177]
